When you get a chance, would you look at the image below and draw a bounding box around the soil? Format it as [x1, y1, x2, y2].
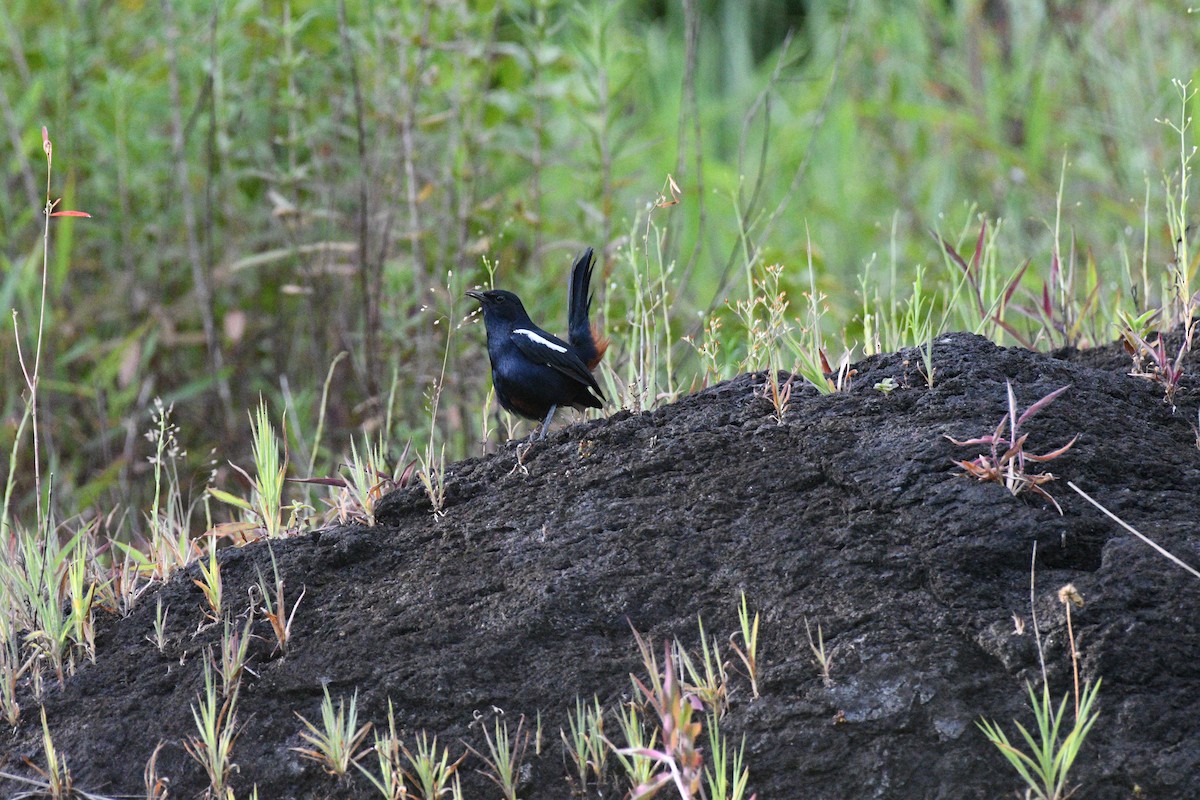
[3, 332, 1200, 799]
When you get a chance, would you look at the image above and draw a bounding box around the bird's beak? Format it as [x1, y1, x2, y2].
[465, 289, 486, 303]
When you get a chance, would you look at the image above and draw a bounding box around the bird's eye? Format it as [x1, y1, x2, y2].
[495, 295, 505, 303]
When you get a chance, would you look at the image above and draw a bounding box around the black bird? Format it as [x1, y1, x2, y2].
[467, 248, 608, 440]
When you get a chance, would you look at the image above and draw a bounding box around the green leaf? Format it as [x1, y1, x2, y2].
[208, 488, 254, 513]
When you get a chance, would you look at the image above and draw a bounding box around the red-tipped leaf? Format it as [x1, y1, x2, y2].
[1017, 384, 1071, 426]
[1025, 434, 1079, 463]
[1003, 259, 1031, 305]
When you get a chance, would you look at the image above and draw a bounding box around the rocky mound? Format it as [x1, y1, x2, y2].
[3, 332, 1199, 799]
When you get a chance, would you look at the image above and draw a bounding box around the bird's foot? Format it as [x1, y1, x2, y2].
[508, 441, 533, 476]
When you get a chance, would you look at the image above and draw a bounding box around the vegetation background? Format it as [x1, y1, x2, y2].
[2, 0, 1197, 535]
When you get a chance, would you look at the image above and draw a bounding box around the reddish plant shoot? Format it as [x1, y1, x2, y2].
[42, 126, 91, 219]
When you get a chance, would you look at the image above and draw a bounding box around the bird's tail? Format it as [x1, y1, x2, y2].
[568, 247, 608, 370]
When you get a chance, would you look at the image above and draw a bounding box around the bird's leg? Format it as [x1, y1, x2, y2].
[536, 404, 558, 441]
[509, 442, 533, 476]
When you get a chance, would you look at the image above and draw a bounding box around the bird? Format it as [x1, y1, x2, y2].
[467, 247, 608, 440]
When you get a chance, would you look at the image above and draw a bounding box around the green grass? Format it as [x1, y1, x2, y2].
[978, 680, 1102, 800]
[292, 686, 372, 777]
[184, 659, 241, 798]
[467, 715, 531, 800]
[562, 696, 607, 794]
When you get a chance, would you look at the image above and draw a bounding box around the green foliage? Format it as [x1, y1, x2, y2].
[292, 685, 372, 776]
[562, 696, 608, 794]
[192, 537, 223, 620]
[623, 629, 705, 798]
[469, 715, 530, 800]
[355, 700, 409, 800]
[729, 591, 760, 699]
[399, 731, 462, 800]
[253, 544, 304, 655]
[0, 519, 98, 683]
[342, 434, 385, 526]
[209, 399, 289, 538]
[677, 616, 729, 718]
[612, 699, 657, 792]
[978, 680, 1102, 800]
[185, 659, 241, 797]
[705, 715, 751, 800]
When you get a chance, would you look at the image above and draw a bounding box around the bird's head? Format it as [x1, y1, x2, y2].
[466, 288, 529, 326]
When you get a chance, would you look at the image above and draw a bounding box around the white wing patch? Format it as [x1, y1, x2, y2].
[514, 328, 568, 353]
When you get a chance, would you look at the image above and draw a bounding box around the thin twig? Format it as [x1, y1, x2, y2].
[1030, 542, 1048, 689]
[1067, 481, 1200, 580]
[308, 352, 348, 479]
[15, 127, 58, 530]
[1063, 591, 1080, 719]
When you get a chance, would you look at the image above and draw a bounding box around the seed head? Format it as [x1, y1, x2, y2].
[1058, 584, 1084, 608]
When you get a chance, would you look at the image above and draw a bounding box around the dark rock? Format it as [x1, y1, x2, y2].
[3, 332, 1199, 799]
